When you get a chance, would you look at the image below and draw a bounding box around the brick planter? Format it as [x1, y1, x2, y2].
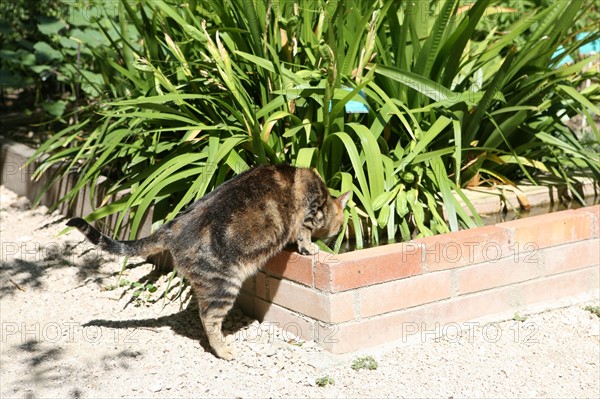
[238, 206, 600, 354]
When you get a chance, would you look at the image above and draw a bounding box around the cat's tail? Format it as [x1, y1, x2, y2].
[66, 217, 165, 257]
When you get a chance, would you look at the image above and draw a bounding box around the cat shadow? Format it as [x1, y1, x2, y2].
[84, 252, 256, 356]
[83, 299, 255, 357]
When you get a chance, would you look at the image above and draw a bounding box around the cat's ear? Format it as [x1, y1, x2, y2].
[337, 191, 351, 209]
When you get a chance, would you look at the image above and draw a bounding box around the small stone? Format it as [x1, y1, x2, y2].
[290, 373, 305, 384]
[11, 197, 31, 210]
[302, 340, 316, 349]
[264, 345, 278, 357]
[148, 382, 162, 392]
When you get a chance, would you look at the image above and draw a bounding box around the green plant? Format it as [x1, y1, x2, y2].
[117, 278, 132, 287]
[584, 305, 600, 318]
[315, 375, 335, 387]
[0, 0, 65, 87]
[29, 0, 599, 252]
[351, 355, 379, 371]
[130, 281, 158, 306]
[131, 281, 157, 296]
[286, 338, 304, 347]
[0, 0, 119, 121]
[104, 278, 158, 304]
[513, 312, 527, 322]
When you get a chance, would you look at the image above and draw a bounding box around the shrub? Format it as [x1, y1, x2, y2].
[28, 0, 599, 251]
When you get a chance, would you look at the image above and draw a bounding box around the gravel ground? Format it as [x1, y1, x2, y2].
[1, 184, 599, 398]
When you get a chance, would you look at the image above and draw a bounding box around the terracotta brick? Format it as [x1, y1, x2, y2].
[430, 286, 519, 326]
[518, 184, 558, 207]
[314, 251, 338, 292]
[497, 210, 594, 249]
[543, 239, 600, 275]
[516, 266, 599, 306]
[359, 271, 452, 318]
[575, 205, 599, 238]
[254, 271, 269, 300]
[321, 286, 525, 353]
[314, 242, 423, 293]
[414, 226, 512, 272]
[240, 274, 256, 295]
[264, 250, 313, 286]
[236, 291, 255, 316]
[269, 278, 355, 323]
[328, 292, 357, 323]
[252, 298, 316, 342]
[318, 305, 429, 353]
[459, 189, 505, 215]
[457, 252, 542, 294]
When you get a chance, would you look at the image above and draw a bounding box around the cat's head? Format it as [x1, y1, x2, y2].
[311, 191, 351, 239]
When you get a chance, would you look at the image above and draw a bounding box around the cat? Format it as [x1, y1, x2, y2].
[67, 164, 350, 360]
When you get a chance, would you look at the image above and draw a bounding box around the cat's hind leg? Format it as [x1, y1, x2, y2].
[200, 306, 237, 360]
[192, 278, 241, 361]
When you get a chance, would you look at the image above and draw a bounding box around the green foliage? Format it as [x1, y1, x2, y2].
[351, 356, 379, 371]
[0, 0, 122, 120]
[315, 375, 335, 387]
[513, 312, 527, 322]
[104, 278, 158, 306]
[25, 0, 600, 251]
[584, 305, 600, 318]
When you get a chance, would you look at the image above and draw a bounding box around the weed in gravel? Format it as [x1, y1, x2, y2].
[513, 312, 528, 322]
[118, 279, 132, 287]
[584, 305, 600, 318]
[103, 278, 158, 305]
[130, 282, 158, 306]
[102, 278, 131, 291]
[351, 356, 378, 371]
[315, 375, 335, 387]
[286, 338, 304, 347]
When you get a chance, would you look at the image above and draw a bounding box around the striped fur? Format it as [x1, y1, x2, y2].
[68, 164, 349, 360]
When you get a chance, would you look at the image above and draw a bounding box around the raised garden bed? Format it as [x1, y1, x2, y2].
[238, 206, 599, 353]
[2, 138, 599, 353]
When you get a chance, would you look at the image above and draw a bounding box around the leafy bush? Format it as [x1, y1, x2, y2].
[0, 0, 135, 122]
[28, 0, 599, 251]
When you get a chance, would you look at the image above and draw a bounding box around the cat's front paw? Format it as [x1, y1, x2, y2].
[298, 242, 319, 256]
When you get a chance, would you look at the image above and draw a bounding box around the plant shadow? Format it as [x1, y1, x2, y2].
[0, 240, 116, 298]
[10, 340, 84, 399]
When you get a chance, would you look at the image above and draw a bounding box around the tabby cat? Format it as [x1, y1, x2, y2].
[67, 164, 349, 360]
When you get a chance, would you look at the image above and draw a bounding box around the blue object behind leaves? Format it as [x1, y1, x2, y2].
[331, 87, 369, 114]
[553, 32, 599, 68]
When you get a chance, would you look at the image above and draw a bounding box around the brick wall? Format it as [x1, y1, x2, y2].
[238, 205, 600, 354]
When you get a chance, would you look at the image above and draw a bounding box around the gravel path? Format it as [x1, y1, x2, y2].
[1, 185, 599, 398]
